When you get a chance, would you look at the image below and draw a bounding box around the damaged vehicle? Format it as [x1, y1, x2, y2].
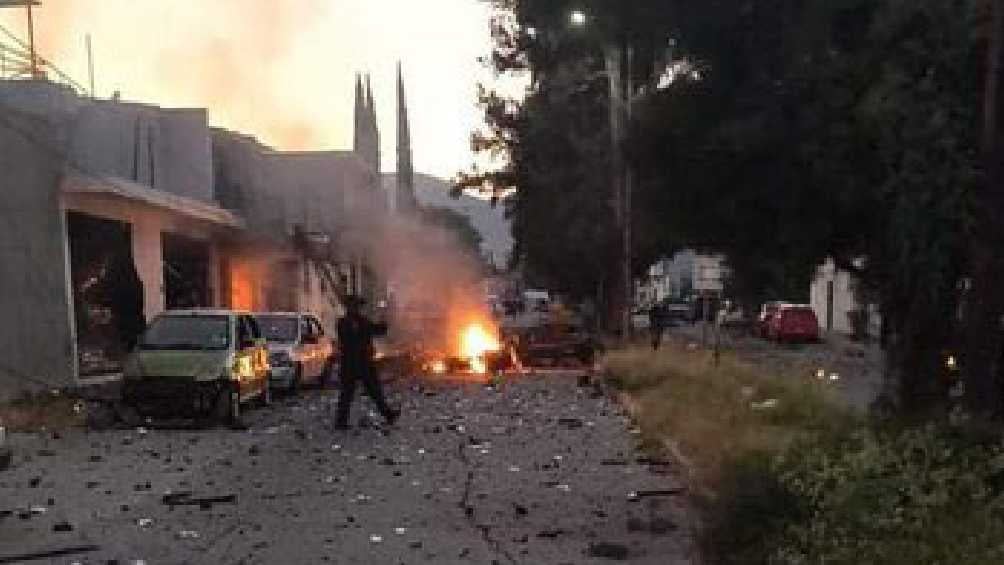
[121, 309, 271, 424]
[255, 312, 335, 393]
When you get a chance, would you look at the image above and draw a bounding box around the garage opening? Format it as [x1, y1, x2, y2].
[67, 211, 145, 377]
[163, 233, 212, 309]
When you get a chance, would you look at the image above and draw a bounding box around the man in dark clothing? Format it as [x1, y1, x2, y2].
[335, 296, 399, 430]
[649, 302, 667, 350]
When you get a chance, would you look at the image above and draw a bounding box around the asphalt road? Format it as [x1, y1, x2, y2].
[1, 373, 694, 564]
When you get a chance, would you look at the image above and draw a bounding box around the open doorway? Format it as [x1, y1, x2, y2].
[163, 233, 211, 309]
[67, 211, 145, 376]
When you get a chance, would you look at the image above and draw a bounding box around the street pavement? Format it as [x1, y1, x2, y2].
[0, 372, 695, 564]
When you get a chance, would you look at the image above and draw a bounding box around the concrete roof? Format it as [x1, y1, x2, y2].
[61, 173, 245, 229]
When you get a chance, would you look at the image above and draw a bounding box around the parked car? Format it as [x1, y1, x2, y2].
[255, 312, 335, 393]
[514, 322, 596, 367]
[756, 301, 790, 338]
[121, 309, 271, 425]
[631, 307, 651, 331]
[664, 302, 691, 326]
[767, 305, 820, 343]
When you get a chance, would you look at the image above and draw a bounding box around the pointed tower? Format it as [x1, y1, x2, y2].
[365, 74, 381, 178]
[396, 62, 417, 213]
[353, 74, 365, 153]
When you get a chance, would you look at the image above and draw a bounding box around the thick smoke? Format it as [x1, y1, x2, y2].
[361, 206, 492, 356]
[7, 0, 327, 150]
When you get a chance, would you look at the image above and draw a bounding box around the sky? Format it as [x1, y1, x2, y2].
[0, 0, 521, 179]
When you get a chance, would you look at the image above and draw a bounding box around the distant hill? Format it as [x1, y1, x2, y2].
[383, 173, 513, 267]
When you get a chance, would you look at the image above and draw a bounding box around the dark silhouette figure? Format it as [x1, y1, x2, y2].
[335, 297, 398, 429]
[649, 302, 667, 350]
[104, 253, 146, 354]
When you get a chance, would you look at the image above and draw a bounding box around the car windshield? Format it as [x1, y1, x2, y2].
[139, 315, 229, 351]
[256, 315, 299, 343]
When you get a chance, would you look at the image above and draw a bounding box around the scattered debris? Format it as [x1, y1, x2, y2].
[162, 492, 237, 510]
[558, 418, 583, 429]
[750, 398, 779, 410]
[588, 542, 630, 560]
[628, 489, 684, 501]
[0, 545, 100, 564]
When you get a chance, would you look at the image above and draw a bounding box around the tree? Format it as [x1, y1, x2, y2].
[474, 0, 987, 416]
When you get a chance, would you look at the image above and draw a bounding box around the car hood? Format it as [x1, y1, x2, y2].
[266, 343, 296, 355]
[126, 350, 230, 381]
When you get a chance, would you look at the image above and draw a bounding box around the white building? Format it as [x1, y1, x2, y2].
[635, 250, 728, 306]
[810, 258, 881, 338]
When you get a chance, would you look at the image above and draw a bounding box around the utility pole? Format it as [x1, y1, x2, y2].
[85, 33, 94, 97]
[624, 45, 634, 343]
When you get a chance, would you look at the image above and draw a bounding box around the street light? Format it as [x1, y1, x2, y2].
[566, 7, 636, 340]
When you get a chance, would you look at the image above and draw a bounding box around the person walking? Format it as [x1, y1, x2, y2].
[334, 296, 399, 430]
[649, 301, 666, 351]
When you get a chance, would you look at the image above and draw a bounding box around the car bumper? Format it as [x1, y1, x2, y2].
[122, 378, 225, 417]
[269, 366, 296, 388]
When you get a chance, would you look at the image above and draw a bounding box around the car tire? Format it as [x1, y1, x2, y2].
[214, 383, 241, 427]
[321, 357, 335, 388]
[259, 377, 272, 407]
[289, 364, 303, 394]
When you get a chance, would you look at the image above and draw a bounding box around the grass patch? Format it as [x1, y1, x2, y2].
[606, 341, 1004, 564]
[604, 341, 854, 486]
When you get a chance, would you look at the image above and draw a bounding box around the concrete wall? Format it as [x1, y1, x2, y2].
[2, 82, 214, 203]
[0, 110, 75, 399]
[0, 81, 82, 119]
[156, 109, 213, 202]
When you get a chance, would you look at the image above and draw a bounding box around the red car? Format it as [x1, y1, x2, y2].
[767, 305, 820, 343]
[756, 301, 788, 338]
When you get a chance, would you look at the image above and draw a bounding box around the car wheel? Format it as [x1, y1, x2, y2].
[259, 377, 272, 407]
[289, 364, 302, 394]
[321, 357, 335, 388]
[214, 383, 241, 427]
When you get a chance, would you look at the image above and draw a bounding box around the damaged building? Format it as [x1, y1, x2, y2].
[0, 75, 389, 400]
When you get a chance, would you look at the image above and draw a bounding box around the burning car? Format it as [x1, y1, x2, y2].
[121, 309, 271, 424]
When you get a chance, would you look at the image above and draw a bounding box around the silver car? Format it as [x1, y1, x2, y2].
[255, 312, 334, 393]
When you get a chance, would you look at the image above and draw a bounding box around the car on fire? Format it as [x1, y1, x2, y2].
[254, 312, 334, 393]
[121, 309, 271, 425]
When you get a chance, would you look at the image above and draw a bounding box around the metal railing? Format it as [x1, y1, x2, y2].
[0, 22, 86, 94]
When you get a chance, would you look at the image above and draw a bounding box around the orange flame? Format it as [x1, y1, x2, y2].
[460, 323, 500, 374]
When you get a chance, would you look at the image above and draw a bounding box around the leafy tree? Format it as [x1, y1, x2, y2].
[474, 0, 989, 415]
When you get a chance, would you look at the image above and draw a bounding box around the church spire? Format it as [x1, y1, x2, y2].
[396, 62, 416, 212]
[365, 74, 380, 177]
[353, 73, 365, 155]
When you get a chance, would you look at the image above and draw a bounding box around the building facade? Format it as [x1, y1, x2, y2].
[0, 78, 387, 400]
[810, 258, 881, 338]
